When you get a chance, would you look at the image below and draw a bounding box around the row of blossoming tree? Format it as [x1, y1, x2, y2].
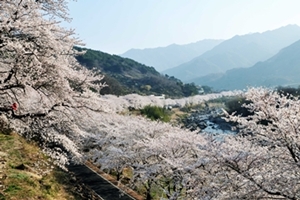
[1, 1, 300, 199]
[83, 88, 300, 199]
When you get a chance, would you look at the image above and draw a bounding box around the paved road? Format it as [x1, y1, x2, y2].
[68, 164, 135, 200]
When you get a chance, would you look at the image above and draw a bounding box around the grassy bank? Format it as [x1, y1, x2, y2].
[0, 132, 89, 200]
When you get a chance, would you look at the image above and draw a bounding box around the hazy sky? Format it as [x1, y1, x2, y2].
[63, 0, 300, 54]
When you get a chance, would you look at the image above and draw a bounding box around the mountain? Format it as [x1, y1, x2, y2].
[192, 39, 300, 91]
[163, 24, 300, 81]
[74, 47, 199, 97]
[120, 39, 223, 72]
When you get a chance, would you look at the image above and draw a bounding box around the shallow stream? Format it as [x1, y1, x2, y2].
[181, 108, 237, 135]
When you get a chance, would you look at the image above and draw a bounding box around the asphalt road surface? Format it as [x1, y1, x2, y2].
[68, 164, 135, 200]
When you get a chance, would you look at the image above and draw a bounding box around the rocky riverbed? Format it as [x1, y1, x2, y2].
[181, 108, 237, 134]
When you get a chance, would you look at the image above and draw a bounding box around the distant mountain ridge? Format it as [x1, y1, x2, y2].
[192, 38, 300, 91]
[120, 39, 223, 72]
[163, 24, 300, 81]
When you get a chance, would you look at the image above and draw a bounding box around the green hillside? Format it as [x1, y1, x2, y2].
[75, 47, 199, 97]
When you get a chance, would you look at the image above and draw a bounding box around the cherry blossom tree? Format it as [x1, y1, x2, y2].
[218, 87, 300, 199]
[132, 130, 213, 200]
[0, 0, 105, 167]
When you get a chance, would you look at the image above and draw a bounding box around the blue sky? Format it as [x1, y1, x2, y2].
[63, 0, 300, 54]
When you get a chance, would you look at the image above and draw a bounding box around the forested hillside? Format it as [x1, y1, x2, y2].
[75, 47, 200, 97]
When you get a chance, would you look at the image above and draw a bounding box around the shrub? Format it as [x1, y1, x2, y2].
[140, 105, 171, 122]
[224, 96, 252, 116]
